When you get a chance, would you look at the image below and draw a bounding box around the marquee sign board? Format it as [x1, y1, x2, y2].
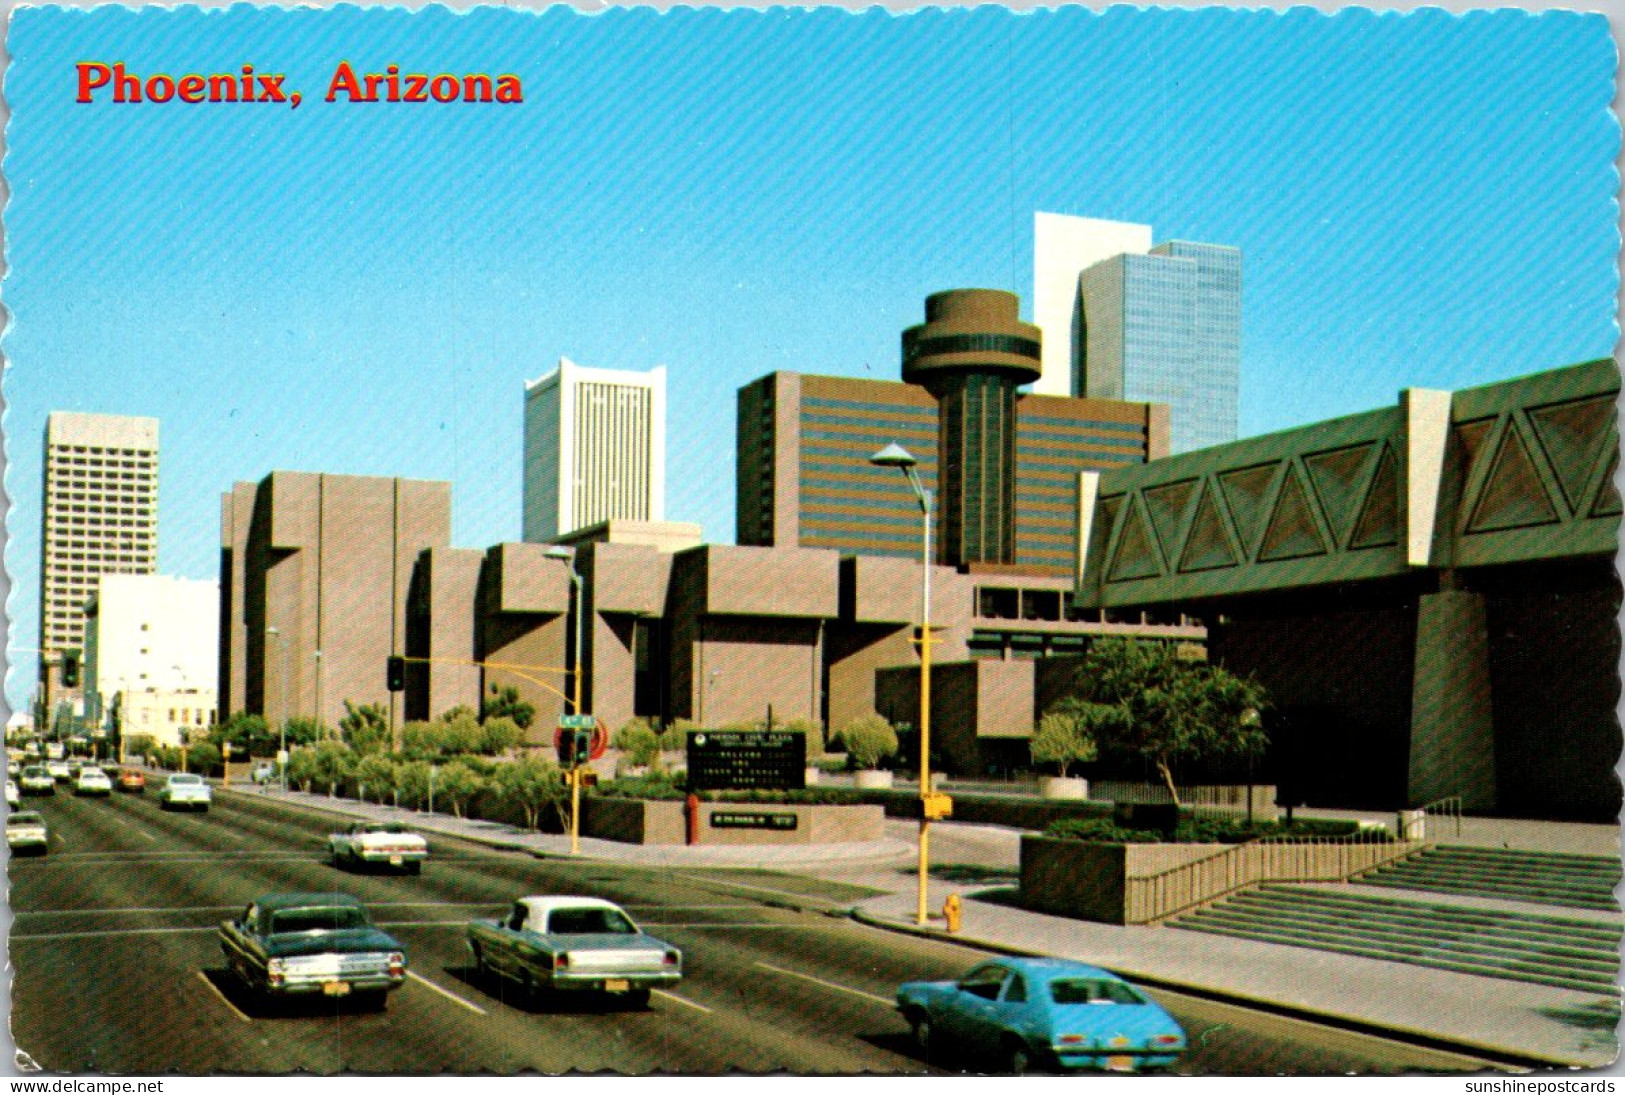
[686, 731, 805, 791]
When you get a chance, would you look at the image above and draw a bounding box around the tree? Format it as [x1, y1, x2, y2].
[614, 719, 664, 769]
[479, 716, 524, 756]
[440, 711, 485, 756]
[435, 760, 485, 819]
[481, 685, 536, 730]
[355, 753, 398, 804]
[286, 747, 321, 793]
[185, 741, 221, 775]
[1053, 638, 1268, 806]
[1030, 705, 1103, 778]
[836, 713, 898, 771]
[400, 720, 441, 761]
[339, 701, 391, 756]
[438, 705, 478, 725]
[309, 739, 357, 792]
[490, 755, 565, 830]
[282, 716, 325, 749]
[397, 760, 433, 809]
[123, 734, 156, 759]
[214, 712, 273, 758]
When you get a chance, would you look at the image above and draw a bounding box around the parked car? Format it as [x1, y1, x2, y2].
[327, 821, 428, 874]
[46, 759, 73, 783]
[895, 957, 1186, 1074]
[6, 810, 49, 854]
[158, 772, 212, 812]
[467, 896, 681, 1007]
[117, 768, 147, 793]
[219, 892, 407, 1009]
[19, 765, 55, 796]
[5, 780, 19, 807]
[250, 762, 279, 785]
[74, 766, 113, 796]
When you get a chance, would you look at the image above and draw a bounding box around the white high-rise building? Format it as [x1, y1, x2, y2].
[522, 358, 667, 543]
[1032, 213, 1153, 397]
[38, 412, 160, 699]
[83, 574, 218, 732]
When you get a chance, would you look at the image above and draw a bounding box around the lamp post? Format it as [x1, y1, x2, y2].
[871, 442, 935, 926]
[313, 649, 324, 739]
[267, 626, 291, 793]
[545, 545, 586, 856]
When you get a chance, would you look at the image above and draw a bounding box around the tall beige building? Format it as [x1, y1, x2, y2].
[523, 358, 667, 543]
[39, 412, 159, 701]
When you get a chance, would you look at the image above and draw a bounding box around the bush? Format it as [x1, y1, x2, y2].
[835, 714, 897, 770]
[1044, 817, 1164, 844]
[613, 719, 665, 769]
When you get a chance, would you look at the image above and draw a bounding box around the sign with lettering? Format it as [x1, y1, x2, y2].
[709, 811, 798, 831]
[686, 731, 806, 791]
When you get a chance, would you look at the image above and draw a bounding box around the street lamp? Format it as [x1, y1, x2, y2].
[545, 545, 587, 856]
[871, 442, 936, 926]
[313, 649, 324, 739]
[267, 626, 290, 793]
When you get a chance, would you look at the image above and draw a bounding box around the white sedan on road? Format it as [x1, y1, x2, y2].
[157, 773, 212, 812]
[74, 766, 113, 796]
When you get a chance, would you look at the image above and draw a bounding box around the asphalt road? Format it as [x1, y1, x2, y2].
[9, 784, 1502, 1075]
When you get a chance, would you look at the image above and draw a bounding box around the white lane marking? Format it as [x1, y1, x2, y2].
[16, 900, 501, 919]
[407, 970, 487, 1016]
[195, 969, 252, 1024]
[12, 925, 216, 942]
[753, 962, 894, 1008]
[652, 989, 710, 1014]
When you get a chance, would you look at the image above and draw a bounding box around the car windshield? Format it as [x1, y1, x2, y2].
[81, 768, 105, 778]
[269, 906, 369, 934]
[22, 767, 45, 777]
[1049, 978, 1147, 1006]
[363, 823, 407, 834]
[8, 813, 42, 826]
[169, 775, 202, 785]
[546, 907, 637, 934]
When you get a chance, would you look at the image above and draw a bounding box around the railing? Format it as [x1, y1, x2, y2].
[1124, 831, 1425, 925]
[1420, 794, 1463, 839]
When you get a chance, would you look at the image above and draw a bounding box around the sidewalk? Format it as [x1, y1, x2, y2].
[226, 782, 1620, 1070]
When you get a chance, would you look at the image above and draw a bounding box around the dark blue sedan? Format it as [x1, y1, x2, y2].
[896, 957, 1186, 1074]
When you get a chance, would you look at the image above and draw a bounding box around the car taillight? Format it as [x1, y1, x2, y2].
[1153, 1034, 1183, 1047]
[663, 951, 680, 966]
[554, 952, 570, 970]
[267, 958, 286, 986]
[1057, 1035, 1086, 1045]
[388, 952, 406, 977]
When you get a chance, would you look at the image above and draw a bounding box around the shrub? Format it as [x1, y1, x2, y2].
[1044, 817, 1164, 843]
[1029, 707, 1100, 777]
[613, 719, 665, 769]
[835, 714, 898, 770]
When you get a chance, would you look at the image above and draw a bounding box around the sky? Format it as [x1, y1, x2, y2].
[2, 4, 1618, 710]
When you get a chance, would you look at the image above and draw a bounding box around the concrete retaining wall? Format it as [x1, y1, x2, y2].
[583, 797, 885, 845]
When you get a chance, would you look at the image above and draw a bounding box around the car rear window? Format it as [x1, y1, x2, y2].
[546, 908, 636, 934]
[1049, 979, 1147, 1006]
[270, 906, 369, 934]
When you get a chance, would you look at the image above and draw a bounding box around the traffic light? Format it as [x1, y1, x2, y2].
[557, 729, 578, 767]
[60, 652, 79, 689]
[386, 655, 405, 692]
[573, 728, 593, 768]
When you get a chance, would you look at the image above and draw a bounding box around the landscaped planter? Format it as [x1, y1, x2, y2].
[1039, 776, 1089, 801]
[582, 797, 886, 845]
[1020, 834, 1418, 925]
[853, 769, 893, 790]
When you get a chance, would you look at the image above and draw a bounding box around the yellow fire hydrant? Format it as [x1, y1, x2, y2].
[943, 893, 962, 933]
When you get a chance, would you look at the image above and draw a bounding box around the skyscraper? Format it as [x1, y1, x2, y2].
[1034, 212, 1242, 454]
[522, 358, 667, 543]
[38, 412, 159, 702]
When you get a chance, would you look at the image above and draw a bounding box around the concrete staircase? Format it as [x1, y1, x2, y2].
[1171, 884, 1621, 993]
[1355, 845, 1621, 911]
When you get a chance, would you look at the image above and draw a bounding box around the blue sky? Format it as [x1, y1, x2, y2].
[3, 5, 1618, 709]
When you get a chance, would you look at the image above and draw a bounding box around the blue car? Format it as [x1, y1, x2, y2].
[896, 957, 1185, 1074]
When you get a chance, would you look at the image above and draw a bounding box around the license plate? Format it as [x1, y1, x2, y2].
[1105, 1056, 1134, 1072]
[604, 979, 630, 992]
[323, 981, 351, 997]
[389, 855, 403, 866]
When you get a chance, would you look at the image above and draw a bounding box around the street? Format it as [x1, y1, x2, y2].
[10, 787, 1502, 1075]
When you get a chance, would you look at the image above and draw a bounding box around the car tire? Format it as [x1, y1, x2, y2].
[908, 1011, 933, 1059]
[1003, 1038, 1038, 1076]
[623, 988, 651, 1009]
[357, 990, 389, 1013]
[407, 861, 422, 876]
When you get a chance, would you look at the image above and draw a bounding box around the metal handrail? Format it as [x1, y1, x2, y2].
[1125, 830, 1424, 925]
[1419, 794, 1463, 838]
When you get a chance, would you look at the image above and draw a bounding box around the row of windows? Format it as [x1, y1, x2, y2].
[803, 396, 934, 418]
[901, 332, 1041, 365]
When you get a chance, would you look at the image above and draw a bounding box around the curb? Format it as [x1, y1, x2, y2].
[846, 904, 1582, 1072]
